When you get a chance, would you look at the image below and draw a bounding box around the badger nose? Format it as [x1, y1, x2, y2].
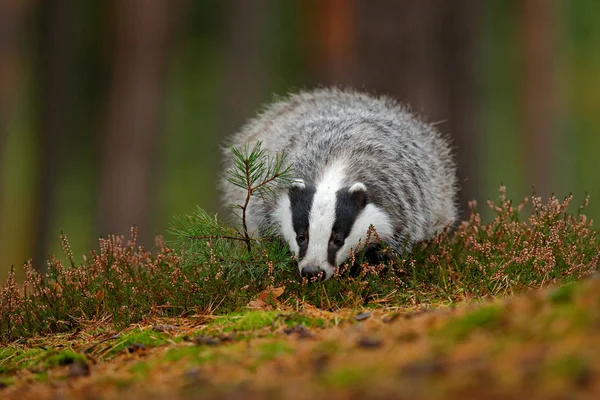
[301, 265, 325, 281]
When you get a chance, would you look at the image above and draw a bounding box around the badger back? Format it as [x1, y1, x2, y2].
[220, 88, 457, 257]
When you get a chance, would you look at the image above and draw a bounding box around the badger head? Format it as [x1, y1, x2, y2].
[273, 172, 393, 281]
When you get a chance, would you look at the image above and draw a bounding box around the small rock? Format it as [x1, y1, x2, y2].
[356, 336, 383, 349]
[152, 324, 177, 333]
[354, 312, 372, 321]
[382, 313, 401, 324]
[283, 325, 313, 339]
[192, 335, 221, 346]
[401, 359, 445, 377]
[126, 343, 147, 353]
[68, 360, 90, 378]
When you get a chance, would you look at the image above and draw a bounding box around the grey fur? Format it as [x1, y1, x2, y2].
[220, 88, 458, 253]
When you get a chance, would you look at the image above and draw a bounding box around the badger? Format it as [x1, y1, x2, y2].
[221, 88, 457, 281]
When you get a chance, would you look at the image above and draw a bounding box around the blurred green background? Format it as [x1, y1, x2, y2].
[1, 0, 598, 282]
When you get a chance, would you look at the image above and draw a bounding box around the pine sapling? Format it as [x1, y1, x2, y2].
[225, 141, 293, 251]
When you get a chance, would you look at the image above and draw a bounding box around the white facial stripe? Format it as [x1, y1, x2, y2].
[335, 203, 393, 266]
[273, 195, 299, 255]
[299, 161, 347, 279]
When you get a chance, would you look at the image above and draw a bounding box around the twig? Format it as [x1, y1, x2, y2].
[251, 173, 283, 193]
[242, 158, 252, 252]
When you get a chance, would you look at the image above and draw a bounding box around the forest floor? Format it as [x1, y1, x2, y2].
[2, 275, 600, 400]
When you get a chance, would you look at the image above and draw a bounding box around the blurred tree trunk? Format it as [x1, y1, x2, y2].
[521, 0, 558, 199]
[220, 0, 268, 137]
[0, 0, 26, 224]
[312, 0, 357, 86]
[441, 1, 482, 215]
[34, 0, 72, 271]
[0, 0, 23, 160]
[98, 0, 171, 243]
[313, 0, 482, 218]
[0, 0, 29, 275]
[355, 0, 447, 117]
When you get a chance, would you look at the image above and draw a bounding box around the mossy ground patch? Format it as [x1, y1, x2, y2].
[2, 278, 600, 399]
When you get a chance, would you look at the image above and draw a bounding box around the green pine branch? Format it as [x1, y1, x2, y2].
[225, 141, 294, 251]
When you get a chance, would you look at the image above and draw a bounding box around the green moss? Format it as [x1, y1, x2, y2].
[0, 347, 87, 376]
[243, 340, 294, 372]
[163, 346, 206, 363]
[162, 346, 197, 362]
[325, 367, 369, 388]
[33, 372, 48, 383]
[0, 347, 20, 373]
[0, 376, 16, 387]
[216, 311, 279, 332]
[548, 354, 591, 385]
[128, 361, 151, 379]
[313, 340, 343, 356]
[551, 307, 592, 333]
[442, 305, 504, 341]
[201, 311, 326, 340]
[547, 283, 577, 304]
[44, 350, 87, 368]
[92, 375, 135, 390]
[162, 345, 228, 365]
[281, 314, 326, 328]
[0, 347, 47, 373]
[109, 328, 170, 355]
[257, 341, 293, 362]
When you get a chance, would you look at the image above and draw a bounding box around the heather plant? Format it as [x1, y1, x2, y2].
[1, 143, 598, 341]
[400, 188, 599, 302]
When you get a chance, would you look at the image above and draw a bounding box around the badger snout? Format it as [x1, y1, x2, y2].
[300, 265, 326, 281]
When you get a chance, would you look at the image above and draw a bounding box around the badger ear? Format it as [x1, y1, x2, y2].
[289, 179, 305, 193]
[348, 182, 368, 209]
[291, 179, 305, 190]
[348, 182, 367, 194]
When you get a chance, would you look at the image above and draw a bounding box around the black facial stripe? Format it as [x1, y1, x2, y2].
[327, 246, 338, 267]
[328, 186, 369, 265]
[289, 183, 316, 259]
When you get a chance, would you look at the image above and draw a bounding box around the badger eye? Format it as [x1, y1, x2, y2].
[297, 232, 307, 243]
[331, 234, 344, 247]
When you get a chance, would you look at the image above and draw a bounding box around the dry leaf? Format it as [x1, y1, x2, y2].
[246, 298, 271, 310]
[247, 286, 285, 310]
[257, 286, 285, 301]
